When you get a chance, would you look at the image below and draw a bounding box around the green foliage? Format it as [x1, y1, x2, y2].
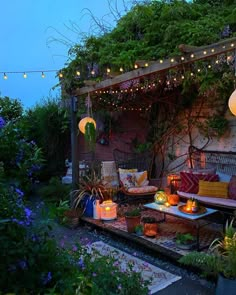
[0, 185, 149, 294]
[179, 219, 236, 279]
[38, 176, 71, 203]
[141, 216, 157, 224]
[0, 96, 23, 122]
[176, 233, 195, 245]
[0, 98, 45, 195]
[125, 208, 141, 217]
[23, 97, 70, 180]
[63, 0, 236, 86]
[84, 121, 96, 151]
[199, 115, 229, 138]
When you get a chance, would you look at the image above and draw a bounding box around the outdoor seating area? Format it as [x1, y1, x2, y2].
[3, 1, 236, 294]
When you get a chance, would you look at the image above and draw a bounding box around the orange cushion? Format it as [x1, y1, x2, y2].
[198, 180, 229, 198]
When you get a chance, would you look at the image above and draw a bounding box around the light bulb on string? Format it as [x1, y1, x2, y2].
[76, 71, 80, 77]
[23, 72, 27, 78]
[119, 67, 124, 72]
[59, 72, 63, 78]
[3, 73, 7, 80]
[41, 72, 45, 78]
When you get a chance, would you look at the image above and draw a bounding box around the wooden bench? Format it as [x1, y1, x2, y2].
[177, 145, 236, 218]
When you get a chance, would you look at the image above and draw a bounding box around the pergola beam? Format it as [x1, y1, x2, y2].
[75, 37, 236, 96]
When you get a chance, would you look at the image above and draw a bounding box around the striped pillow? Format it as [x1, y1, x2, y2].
[198, 180, 229, 198]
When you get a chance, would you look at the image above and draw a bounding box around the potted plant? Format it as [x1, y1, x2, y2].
[134, 224, 143, 236]
[141, 216, 158, 237]
[179, 219, 236, 294]
[71, 170, 105, 218]
[124, 208, 141, 233]
[175, 233, 197, 250]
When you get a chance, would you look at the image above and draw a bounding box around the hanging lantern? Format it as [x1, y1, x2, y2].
[228, 89, 236, 116]
[154, 190, 167, 204]
[78, 117, 96, 134]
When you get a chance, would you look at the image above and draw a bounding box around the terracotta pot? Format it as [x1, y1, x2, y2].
[125, 215, 141, 233]
[168, 194, 179, 206]
[144, 223, 158, 237]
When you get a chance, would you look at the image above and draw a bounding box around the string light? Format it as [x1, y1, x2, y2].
[1, 42, 235, 83]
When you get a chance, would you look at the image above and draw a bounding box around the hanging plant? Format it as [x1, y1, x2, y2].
[84, 121, 96, 151]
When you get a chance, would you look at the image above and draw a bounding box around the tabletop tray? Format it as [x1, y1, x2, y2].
[178, 205, 206, 215]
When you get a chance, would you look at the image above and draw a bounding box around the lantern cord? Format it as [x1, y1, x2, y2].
[85, 93, 93, 118]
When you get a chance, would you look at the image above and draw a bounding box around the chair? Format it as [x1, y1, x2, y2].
[113, 149, 160, 203]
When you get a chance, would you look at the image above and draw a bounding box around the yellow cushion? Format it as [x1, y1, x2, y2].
[118, 168, 138, 173]
[198, 180, 229, 198]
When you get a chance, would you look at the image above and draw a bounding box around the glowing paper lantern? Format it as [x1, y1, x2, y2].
[78, 117, 96, 134]
[100, 200, 117, 221]
[228, 89, 236, 116]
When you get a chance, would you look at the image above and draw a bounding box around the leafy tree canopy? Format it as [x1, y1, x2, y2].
[61, 0, 236, 91]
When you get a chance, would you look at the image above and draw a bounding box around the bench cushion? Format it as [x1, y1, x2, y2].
[127, 185, 158, 194]
[177, 190, 236, 209]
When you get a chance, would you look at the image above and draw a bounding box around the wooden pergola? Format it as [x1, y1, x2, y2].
[70, 37, 236, 188]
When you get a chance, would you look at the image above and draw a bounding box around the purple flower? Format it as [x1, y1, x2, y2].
[72, 245, 78, 252]
[92, 272, 97, 277]
[0, 116, 6, 128]
[19, 260, 27, 270]
[78, 257, 85, 269]
[42, 272, 52, 285]
[15, 188, 24, 197]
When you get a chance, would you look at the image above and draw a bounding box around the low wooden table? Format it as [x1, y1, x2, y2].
[144, 202, 219, 251]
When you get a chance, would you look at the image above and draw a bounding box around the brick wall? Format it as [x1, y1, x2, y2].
[78, 111, 149, 161]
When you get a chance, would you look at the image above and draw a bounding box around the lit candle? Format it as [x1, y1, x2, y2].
[165, 202, 170, 207]
[186, 206, 192, 212]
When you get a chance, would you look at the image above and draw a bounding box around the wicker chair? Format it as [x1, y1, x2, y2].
[113, 149, 160, 203]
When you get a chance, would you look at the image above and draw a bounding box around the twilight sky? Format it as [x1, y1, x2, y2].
[0, 0, 129, 109]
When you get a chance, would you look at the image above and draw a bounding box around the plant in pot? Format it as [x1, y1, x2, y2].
[179, 219, 236, 295]
[175, 232, 197, 250]
[141, 216, 158, 237]
[71, 170, 105, 218]
[124, 208, 141, 233]
[134, 224, 143, 236]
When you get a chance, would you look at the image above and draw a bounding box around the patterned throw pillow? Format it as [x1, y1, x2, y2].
[179, 172, 219, 193]
[119, 172, 136, 189]
[134, 171, 149, 187]
[228, 175, 236, 200]
[198, 180, 229, 198]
